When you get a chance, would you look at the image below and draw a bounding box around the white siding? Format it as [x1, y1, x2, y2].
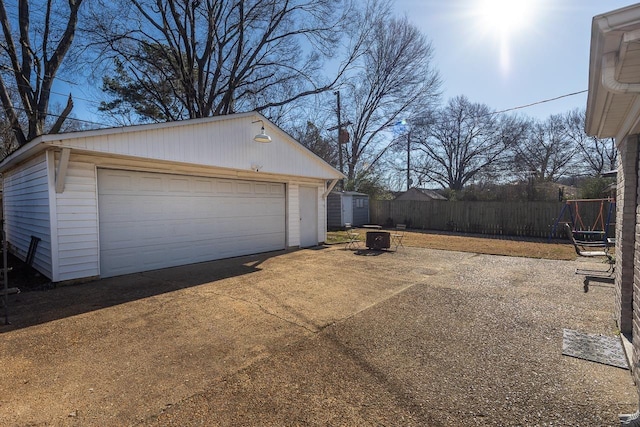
[317, 186, 327, 243]
[287, 183, 300, 247]
[54, 116, 340, 180]
[2, 143, 332, 281]
[2, 153, 52, 278]
[53, 154, 100, 281]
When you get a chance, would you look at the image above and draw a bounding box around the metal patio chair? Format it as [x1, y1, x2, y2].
[391, 224, 406, 251]
[345, 223, 360, 250]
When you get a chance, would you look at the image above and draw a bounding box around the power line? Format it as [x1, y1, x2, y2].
[488, 90, 588, 116]
[4, 103, 109, 128]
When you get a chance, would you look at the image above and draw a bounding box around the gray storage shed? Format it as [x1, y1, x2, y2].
[327, 191, 370, 228]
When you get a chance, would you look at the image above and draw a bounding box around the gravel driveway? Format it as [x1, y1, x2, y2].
[0, 246, 635, 426]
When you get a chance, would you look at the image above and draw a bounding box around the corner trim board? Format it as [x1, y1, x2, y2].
[55, 148, 71, 194]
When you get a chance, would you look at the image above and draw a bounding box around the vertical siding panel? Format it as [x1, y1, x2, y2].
[3, 153, 53, 278]
[317, 186, 325, 243]
[327, 193, 343, 228]
[54, 156, 100, 281]
[57, 117, 340, 182]
[47, 151, 59, 281]
[288, 182, 300, 247]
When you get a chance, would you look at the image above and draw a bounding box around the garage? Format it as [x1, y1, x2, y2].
[0, 112, 343, 283]
[98, 169, 286, 277]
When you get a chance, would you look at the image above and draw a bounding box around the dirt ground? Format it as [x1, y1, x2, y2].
[0, 237, 633, 426]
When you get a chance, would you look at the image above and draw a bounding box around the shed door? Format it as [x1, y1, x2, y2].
[98, 169, 286, 278]
[343, 195, 353, 225]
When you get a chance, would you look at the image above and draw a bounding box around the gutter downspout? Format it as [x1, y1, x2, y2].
[602, 29, 640, 94]
[601, 31, 640, 141]
[602, 51, 640, 94]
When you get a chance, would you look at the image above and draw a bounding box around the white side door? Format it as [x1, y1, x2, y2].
[299, 186, 318, 247]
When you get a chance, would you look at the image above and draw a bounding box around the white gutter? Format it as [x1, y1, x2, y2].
[600, 29, 640, 141]
[0, 137, 45, 172]
[601, 51, 640, 94]
[587, 4, 640, 137]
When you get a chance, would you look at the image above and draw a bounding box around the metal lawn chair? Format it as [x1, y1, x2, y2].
[391, 224, 406, 251]
[344, 223, 360, 250]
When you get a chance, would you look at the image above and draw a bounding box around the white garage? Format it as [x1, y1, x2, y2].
[0, 112, 343, 282]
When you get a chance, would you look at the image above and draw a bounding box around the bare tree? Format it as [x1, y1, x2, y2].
[89, 0, 366, 123]
[0, 113, 17, 158]
[338, 13, 441, 188]
[0, 0, 84, 146]
[413, 96, 521, 191]
[291, 121, 338, 167]
[512, 113, 578, 182]
[565, 108, 616, 176]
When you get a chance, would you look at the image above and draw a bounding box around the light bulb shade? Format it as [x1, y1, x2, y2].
[254, 127, 272, 143]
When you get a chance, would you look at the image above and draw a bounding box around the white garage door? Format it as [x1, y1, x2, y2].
[98, 169, 286, 278]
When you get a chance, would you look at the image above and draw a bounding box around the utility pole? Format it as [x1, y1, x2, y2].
[328, 91, 352, 190]
[407, 129, 412, 191]
[334, 90, 344, 178]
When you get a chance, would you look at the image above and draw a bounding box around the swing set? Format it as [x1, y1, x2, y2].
[549, 198, 616, 243]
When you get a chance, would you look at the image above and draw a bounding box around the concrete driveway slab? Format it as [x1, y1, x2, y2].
[0, 246, 635, 426]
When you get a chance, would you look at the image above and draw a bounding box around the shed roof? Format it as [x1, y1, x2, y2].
[330, 190, 369, 197]
[0, 112, 344, 180]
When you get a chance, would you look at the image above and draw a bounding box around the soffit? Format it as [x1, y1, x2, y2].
[586, 4, 640, 139]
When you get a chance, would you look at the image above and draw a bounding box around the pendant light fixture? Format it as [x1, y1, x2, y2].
[252, 119, 272, 143]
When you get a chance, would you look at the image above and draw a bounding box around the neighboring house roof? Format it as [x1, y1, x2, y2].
[586, 4, 640, 139]
[330, 190, 368, 197]
[394, 187, 447, 201]
[0, 112, 345, 181]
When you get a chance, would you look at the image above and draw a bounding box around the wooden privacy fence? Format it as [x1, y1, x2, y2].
[370, 200, 609, 239]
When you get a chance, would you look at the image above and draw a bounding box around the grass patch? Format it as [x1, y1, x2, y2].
[327, 229, 576, 261]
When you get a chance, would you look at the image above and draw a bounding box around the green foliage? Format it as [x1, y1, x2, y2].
[440, 181, 577, 202]
[344, 168, 393, 200]
[100, 44, 188, 122]
[579, 176, 615, 199]
[353, 178, 393, 200]
[291, 121, 338, 167]
[441, 188, 459, 201]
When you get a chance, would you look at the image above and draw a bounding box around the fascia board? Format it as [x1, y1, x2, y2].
[586, 4, 640, 137]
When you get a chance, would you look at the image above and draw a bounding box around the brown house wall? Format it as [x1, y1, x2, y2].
[627, 135, 640, 389]
[617, 136, 638, 338]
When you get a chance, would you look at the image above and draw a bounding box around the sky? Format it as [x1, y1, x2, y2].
[393, 0, 636, 120]
[51, 0, 636, 127]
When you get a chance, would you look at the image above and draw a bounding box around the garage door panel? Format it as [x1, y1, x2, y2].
[168, 177, 190, 192]
[100, 171, 133, 191]
[139, 176, 163, 191]
[254, 183, 269, 194]
[98, 170, 286, 278]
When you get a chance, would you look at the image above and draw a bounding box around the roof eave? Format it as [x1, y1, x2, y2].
[586, 4, 640, 138]
[0, 137, 47, 173]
